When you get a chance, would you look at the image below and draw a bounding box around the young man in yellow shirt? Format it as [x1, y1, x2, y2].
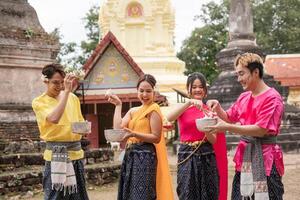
[32, 63, 89, 199]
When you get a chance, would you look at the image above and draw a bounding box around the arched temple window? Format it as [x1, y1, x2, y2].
[126, 2, 143, 18]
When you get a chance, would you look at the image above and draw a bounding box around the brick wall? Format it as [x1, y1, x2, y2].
[0, 149, 120, 195]
[0, 121, 40, 141]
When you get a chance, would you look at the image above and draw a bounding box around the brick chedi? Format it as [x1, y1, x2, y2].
[0, 0, 59, 142]
[0, 0, 59, 105]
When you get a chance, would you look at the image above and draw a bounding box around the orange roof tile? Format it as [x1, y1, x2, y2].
[265, 54, 300, 87]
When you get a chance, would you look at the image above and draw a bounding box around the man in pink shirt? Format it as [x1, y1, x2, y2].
[207, 53, 284, 200]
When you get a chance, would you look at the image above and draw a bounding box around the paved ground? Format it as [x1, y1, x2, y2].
[82, 154, 300, 200]
[3, 151, 300, 200]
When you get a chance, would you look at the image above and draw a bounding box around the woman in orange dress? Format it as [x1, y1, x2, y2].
[107, 74, 174, 200]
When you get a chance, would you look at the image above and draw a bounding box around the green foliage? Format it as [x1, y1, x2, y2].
[80, 5, 100, 57]
[252, 0, 300, 54]
[177, 1, 229, 83]
[178, 0, 300, 82]
[24, 28, 35, 39]
[48, 27, 60, 41]
[56, 5, 100, 70]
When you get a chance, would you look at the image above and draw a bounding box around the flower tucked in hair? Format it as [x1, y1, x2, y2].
[41, 74, 49, 82]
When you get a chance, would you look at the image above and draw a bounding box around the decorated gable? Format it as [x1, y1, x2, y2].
[78, 31, 144, 97]
[84, 43, 140, 89]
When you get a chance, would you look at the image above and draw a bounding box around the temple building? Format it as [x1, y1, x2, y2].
[77, 31, 166, 148]
[98, 0, 186, 102]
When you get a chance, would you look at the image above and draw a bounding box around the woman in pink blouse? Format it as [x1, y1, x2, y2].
[207, 53, 284, 200]
[167, 72, 228, 200]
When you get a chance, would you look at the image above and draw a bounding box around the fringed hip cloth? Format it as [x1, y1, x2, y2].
[43, 159, 89, 200]
[177, 142, 219, 200]
[118, 142, 157, 200]
[231, 164, 284, 200]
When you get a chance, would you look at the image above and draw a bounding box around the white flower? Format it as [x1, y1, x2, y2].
[65, 68, 85, 80]
[41, 74, 49, 82]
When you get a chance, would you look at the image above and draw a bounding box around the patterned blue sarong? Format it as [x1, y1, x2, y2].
[177, 142, 219, 200]
[118, 142, 157, 200]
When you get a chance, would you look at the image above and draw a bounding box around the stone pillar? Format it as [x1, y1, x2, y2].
[208, 0, 287, 109]
[207, 0, 300, 151]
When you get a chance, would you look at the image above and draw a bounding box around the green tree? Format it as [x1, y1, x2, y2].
[80, 5, 100, 60]
[252, 0, 300, 54]
[56, 5, 100, 69]
[177, 0, 229, 83]
[178, 0, 300, 82]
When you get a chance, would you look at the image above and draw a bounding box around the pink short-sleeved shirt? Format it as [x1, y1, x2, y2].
[178, 106, 207, 142]
[226, 88, 284, 176]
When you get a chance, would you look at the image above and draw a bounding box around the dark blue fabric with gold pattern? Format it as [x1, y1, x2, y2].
[177, 143, 219, 200]
[118, 143, 157, 200]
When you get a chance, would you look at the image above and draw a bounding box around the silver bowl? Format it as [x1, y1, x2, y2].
[104, 129, 126, 142]
[195, 117, 217, 132]
[71, 121, 91, 135]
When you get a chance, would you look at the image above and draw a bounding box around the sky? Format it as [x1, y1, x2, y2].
[28, 0, 217, 52]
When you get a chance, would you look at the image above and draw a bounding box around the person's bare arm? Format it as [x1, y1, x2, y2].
[207, 118, 268, 137]
[167, 99, 203, 122]
[123, 111, 162, 144]
[107, 94, 132, 129]
[205, 132, 217, 144]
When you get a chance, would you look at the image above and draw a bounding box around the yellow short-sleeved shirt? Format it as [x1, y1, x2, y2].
[32, 92, 84, 161]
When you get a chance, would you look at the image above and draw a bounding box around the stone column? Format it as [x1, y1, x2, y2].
[208, 0, 281, 109]
[208, 0, 300, 152]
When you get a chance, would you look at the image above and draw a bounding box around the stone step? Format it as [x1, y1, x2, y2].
[277, 132, 300, 140]
[0, 162, 121, 195]
[85, 162, 121, 186]
[226, 132, 300, 143]
[226, 140, 300, 153]
[0, 148, 114, 171]
[2, 139, 92, 154]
